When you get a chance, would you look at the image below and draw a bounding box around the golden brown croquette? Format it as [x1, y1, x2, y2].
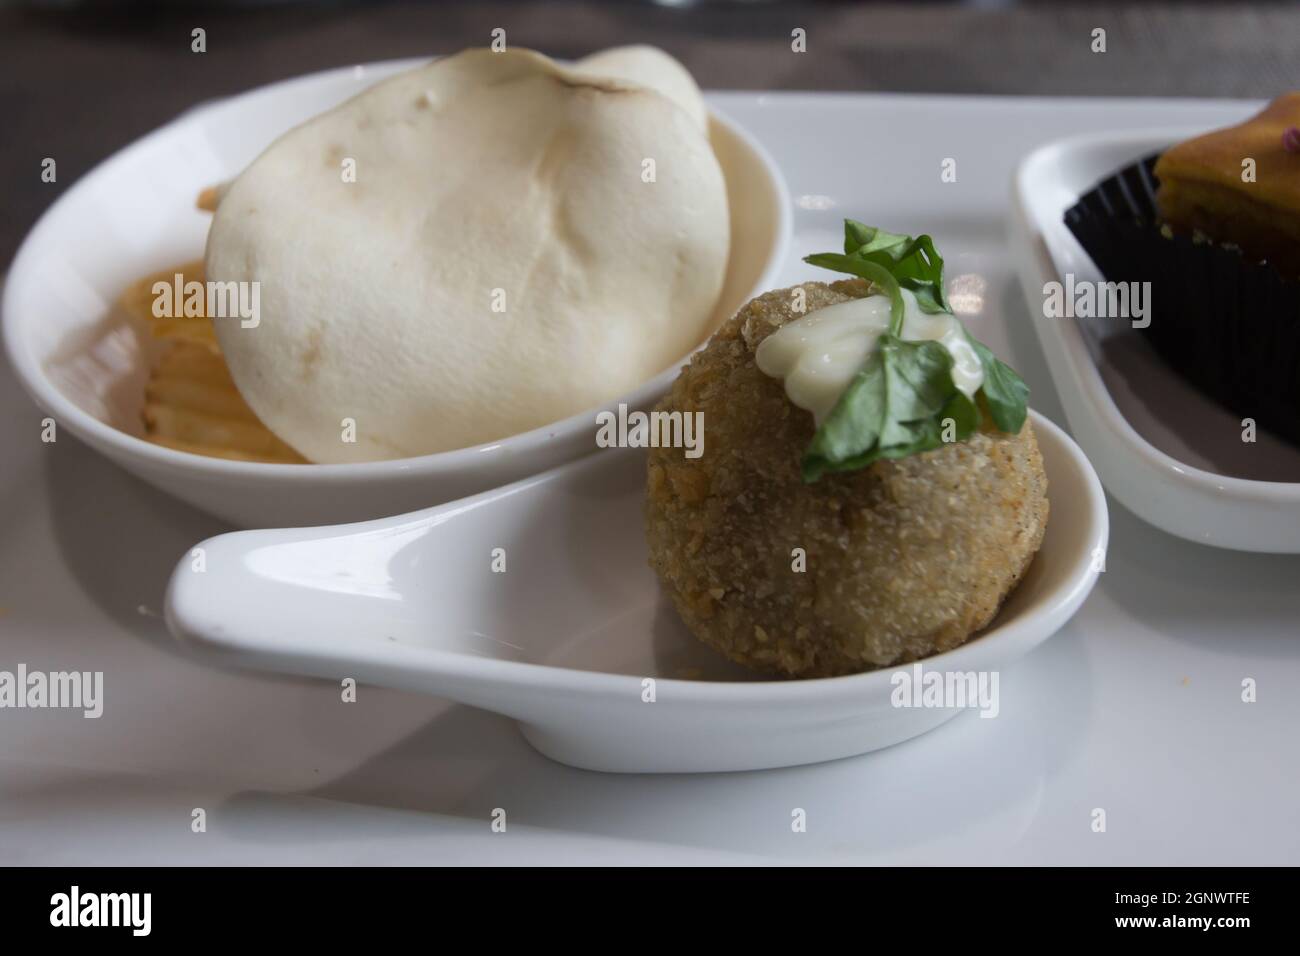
[645, 281, 1049, 678]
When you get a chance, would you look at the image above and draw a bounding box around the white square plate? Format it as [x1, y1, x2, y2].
[5, 92, 1298, 865]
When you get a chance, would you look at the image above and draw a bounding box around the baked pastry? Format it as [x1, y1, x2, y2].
[1064, 95, 1300, 449]
[1155, 92, 1300, 276]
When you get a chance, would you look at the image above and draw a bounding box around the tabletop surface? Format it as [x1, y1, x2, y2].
[3, 0, 1298, 268]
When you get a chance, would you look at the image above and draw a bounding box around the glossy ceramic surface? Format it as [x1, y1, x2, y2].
[166, 410, 1106, 773]
[1010, 127, 1300, 551]
[2, 60, 791, 528]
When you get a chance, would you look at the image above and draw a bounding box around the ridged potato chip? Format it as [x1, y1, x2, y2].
[126, 258, 305, 464]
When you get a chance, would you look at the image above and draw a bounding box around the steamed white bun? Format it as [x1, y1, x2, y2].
[206, 47, 728, 462]
[573, 45, 709, 131]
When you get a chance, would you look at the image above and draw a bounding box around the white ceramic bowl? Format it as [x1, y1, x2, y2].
[1011, 128, 1300, 552]
[3, 59, 790, 528]
[166, 409, 1108, 773]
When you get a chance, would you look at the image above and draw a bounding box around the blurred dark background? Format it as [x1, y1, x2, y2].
[2, 0, 1297, 268]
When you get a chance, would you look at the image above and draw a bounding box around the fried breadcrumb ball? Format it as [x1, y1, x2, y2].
[645, 281, 1049, 678]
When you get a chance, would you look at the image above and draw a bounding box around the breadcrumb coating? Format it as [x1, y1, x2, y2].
[645, 281, 1049, 678]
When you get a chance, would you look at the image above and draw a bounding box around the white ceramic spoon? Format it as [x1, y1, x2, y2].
[165, 410, 1107, 773]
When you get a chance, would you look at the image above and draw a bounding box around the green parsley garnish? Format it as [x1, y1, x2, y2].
[800, 221, 1029, 482]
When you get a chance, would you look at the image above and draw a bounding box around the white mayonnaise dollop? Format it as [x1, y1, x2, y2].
[754, 289, 983, 424]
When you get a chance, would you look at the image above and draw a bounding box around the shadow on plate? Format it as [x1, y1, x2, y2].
[205, 625, 1094, 860]
[1097, 331, 1300, 483]
[45, 431, 230, 652]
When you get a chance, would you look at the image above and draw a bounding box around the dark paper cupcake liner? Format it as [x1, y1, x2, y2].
[1063, 154, 1300, 448]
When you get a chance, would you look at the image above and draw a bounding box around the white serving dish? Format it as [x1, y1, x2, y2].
[10, 93, 1297, 865]
[2, 59, 790, 529]
[1010, 129, 1300, 552]
[165, 409, 1107, 774]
